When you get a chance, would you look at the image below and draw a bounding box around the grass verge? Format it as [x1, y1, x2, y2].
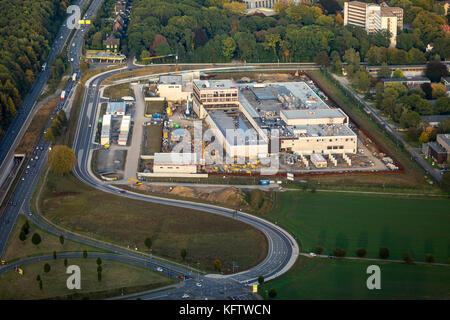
[0, 257, 174, 300]
[38, 171, 267, 273]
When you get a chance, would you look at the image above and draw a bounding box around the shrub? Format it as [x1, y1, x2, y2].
[31, 233, 41, 246]
[258, 275, 264, 285]
[144, 237, 152, 250]
[425, 254, 435, 263]
[403, 253, 413, 264]
[379, 247, 389, 259]
[333, 247, 346, 257]
[19, 231, 26, 241]
[314, 246, 324, 254]
[356, 248, 367, 257]
[268, 288, 277, 299]
[44, 263, 51, 273]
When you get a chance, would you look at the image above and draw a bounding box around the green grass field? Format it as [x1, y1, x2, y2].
[38, 172, 267, 273]
[143, 124, 162, 155]
[269, 192, 450, 263]
[265, 256, 450, 300]
[102, 83, 134, 99]
[3, 215, 103, 263]
[0, 258, 174, 300]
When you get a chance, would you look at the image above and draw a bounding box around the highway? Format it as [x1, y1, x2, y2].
[71, 65, 299, 290]
[0, 0, 107, 256]
[0, 59, 299, 301]
[0, 0, 92, 186]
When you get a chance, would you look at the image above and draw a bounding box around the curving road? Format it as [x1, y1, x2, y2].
[0, 2, 300, 296]
[0, 63, 300, 300]
[72, 66, 299, 287]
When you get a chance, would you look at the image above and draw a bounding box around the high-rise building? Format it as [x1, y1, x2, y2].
[344, 1, 403, 47]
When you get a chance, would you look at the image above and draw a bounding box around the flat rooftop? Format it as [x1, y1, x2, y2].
[159, 75, 182, 85]
[437, 134, 450, 147]
[107, 100, 126, 114]
[287, 124, 356, 138]
[154, 153, 198, 165]
[281, 108, 347, 120]
[209, 110, 262, 146]
[239, 82, 330, 120]
[194, 79, 237, 90]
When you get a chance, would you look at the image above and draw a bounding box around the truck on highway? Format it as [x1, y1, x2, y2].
[72, 73, 77, 82]
[259, 180, 270, 185]
[42, 63, 47, 71]
[60, 90, 66, 100]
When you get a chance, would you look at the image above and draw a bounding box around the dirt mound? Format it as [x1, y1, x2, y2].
[203, 187, 246, 207]
[169, 186, 197, 198]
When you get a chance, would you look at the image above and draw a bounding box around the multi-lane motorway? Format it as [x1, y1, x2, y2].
[0, 0, 89, 184]
[0, 2, 299, 298]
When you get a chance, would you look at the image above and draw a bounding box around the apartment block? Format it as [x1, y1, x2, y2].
[344, 1, 403, 46]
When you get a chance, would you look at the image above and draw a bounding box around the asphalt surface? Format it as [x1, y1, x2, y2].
[70, 65, 299, 298]
[0, 64, 299, 300]
[0, 0, 92, 182]
[0, 3, 299, 298]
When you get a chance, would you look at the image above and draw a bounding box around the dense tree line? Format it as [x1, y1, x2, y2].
[85, 0, 121, 51]
[0, 0, 70, 138]
[126, 0, 449, 66]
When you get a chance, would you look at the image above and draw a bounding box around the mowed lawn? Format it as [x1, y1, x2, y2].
[3, 215, 102, 262]
[39, 173, 267, 273]
[0, 258, 173, 300]
[267, 256, 450, 300]
[269, 192, 450, 263]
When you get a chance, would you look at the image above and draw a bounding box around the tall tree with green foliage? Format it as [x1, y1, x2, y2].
[48, 145, 77, 175]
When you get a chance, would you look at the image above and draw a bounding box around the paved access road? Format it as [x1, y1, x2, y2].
[1, 55, 299, 300]
[333, 75, 443, 182]
[69, 66, 299, 298]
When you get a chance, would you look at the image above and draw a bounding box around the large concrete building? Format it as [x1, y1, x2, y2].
[157, 75, 192, 101]
[192, 79, 239, 118]
[191, 79, 357, 159]
[344, 1, 403, 46]
[238, 81, 357, 156]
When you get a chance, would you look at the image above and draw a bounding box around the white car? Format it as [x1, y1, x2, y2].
[196, 282, 202, 287]
[182, 294, 190, 299]
[309, 252, 317, 257]
[156, 267, 163, 272]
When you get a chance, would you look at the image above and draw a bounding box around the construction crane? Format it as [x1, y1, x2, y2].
[141, 53, 179, 73]
[141, 53, 176, 61]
